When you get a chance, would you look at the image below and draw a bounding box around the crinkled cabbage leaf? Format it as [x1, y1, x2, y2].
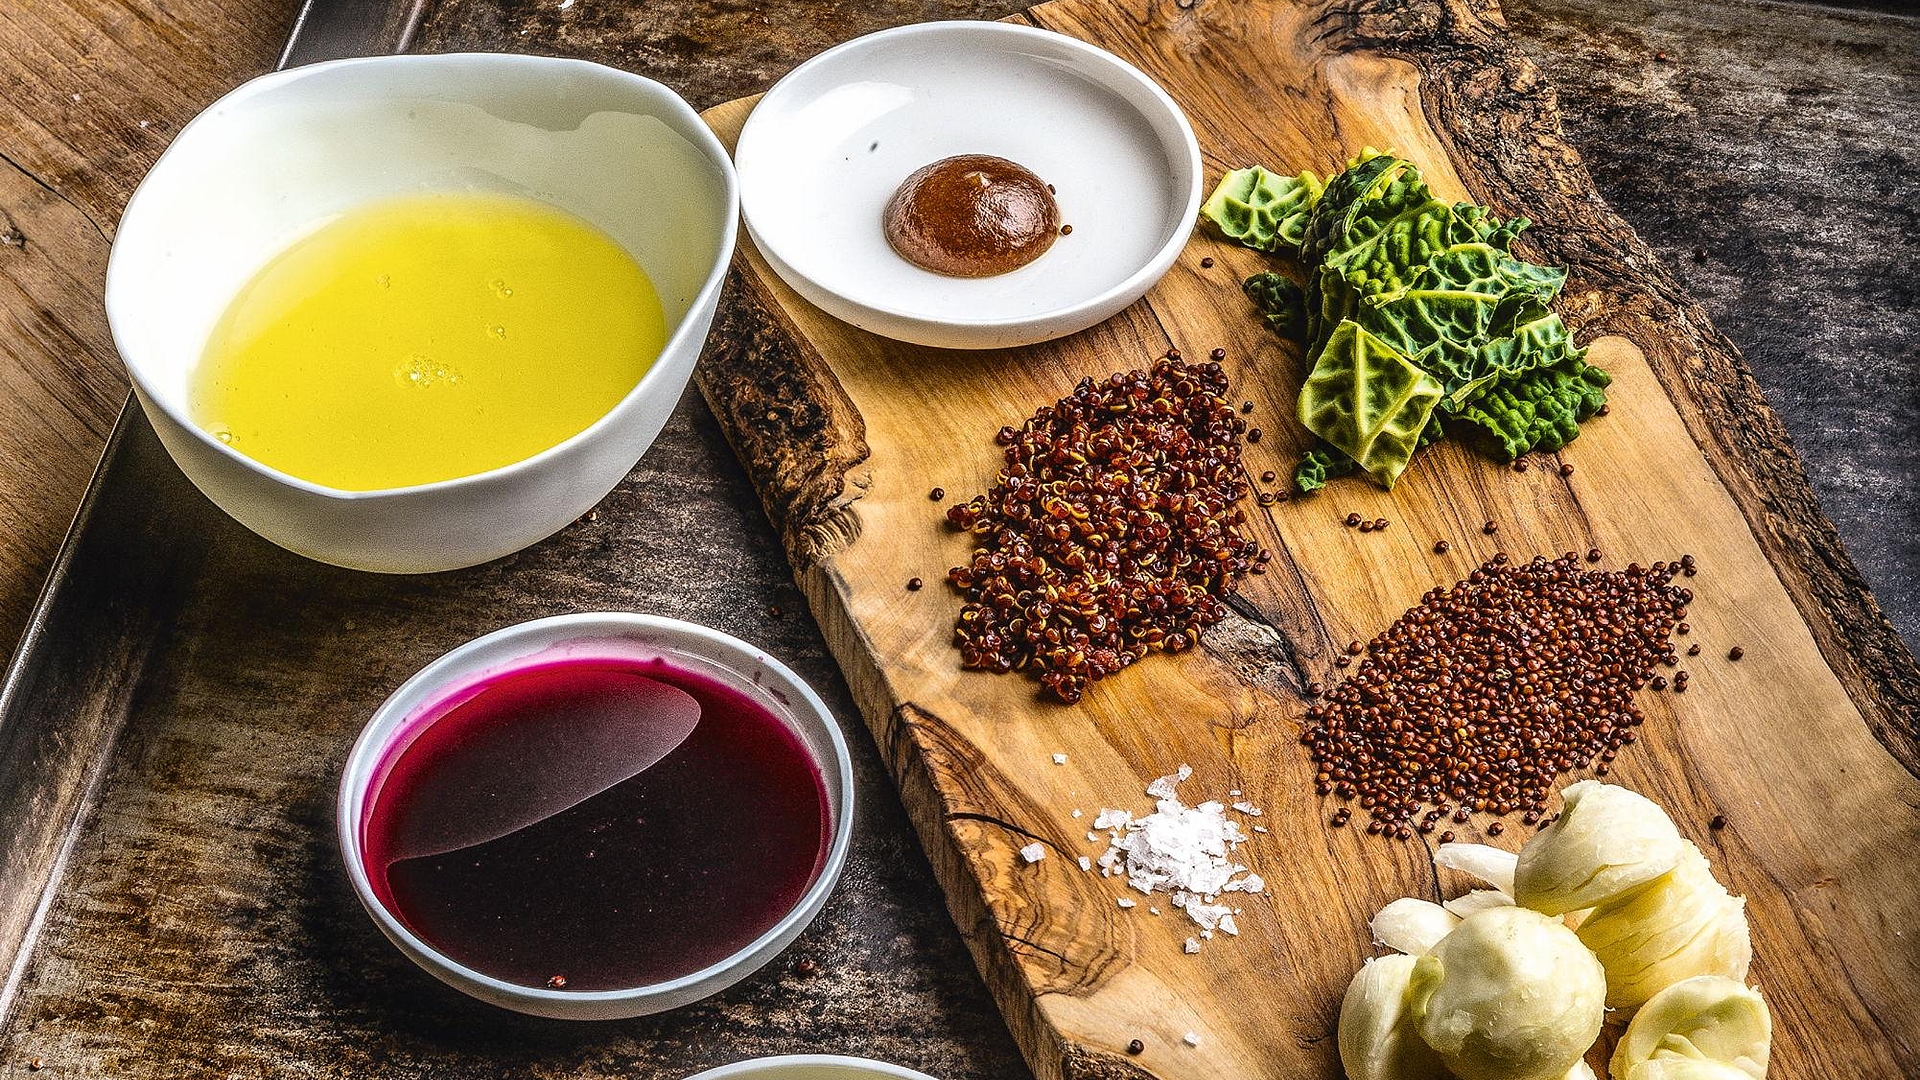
[1202, 148, 1608, 489]
[1200, 166, 1324, 252]
[1245, 272, 1308, 341]
[1298, 320, 1443, 488]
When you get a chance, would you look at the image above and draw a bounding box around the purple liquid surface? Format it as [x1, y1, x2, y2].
[362, 653, 830, 992]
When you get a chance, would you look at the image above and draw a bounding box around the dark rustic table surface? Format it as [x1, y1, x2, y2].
[0, 0, 1914, 1077]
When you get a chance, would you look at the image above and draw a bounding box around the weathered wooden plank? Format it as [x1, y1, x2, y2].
[0, 0, 292, 659]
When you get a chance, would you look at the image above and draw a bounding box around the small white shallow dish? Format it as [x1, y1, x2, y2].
[685, 1056, 938, 1080]
[107, 54, 738, 573]
[337, 613, 855, 1020]
[735, 21, 1201, 350]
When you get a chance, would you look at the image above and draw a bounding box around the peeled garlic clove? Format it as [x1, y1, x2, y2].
[1610, 976, 1770, 1079]
[1576, 843, 1751, 1010]
[1623, 1060, 1755, 1080]
[1372, 898, 1461, 956]
[1408, 906, 1607, 1080]
[1339, 953, 1451, 1080]
[1436, 842, 1519, 897]
[1444, 888, 1517, 919]
[1516, 782, 1684, 915]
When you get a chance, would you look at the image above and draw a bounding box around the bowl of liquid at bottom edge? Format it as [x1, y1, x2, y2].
[338, 613, 854, 1019]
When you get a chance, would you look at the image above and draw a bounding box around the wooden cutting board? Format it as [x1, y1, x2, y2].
[696, 1, 1920, 1076]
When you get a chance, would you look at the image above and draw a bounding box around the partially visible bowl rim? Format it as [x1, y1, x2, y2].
[335, 612, 856, 1008]
[734, 20, 1202, 332]
[105, 52, 740, 503]
[684, 1055, 940, 1079]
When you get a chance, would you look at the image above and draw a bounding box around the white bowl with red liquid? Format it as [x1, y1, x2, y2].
[337, 613, 854, 1020]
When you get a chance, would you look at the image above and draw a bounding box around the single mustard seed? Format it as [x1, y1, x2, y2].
[1560, 462, 1576, 477]
[1373, 518, 1388, 530]
[794, 957, 819, 977]
[1241, 400, 1255, 413]
[1587, 548, 1603, 563]
[1261, 470, 1277, 483]
[1434, 540, 1451, 554]
[1210, 346, 1226, 360]
[547, 974, 568, 989]
[1709, 814, 1728, 830]
[929, 486, 945, 501]
[1487, 821, 1505, 836]
[1439, 829, 1456, 843]
[1677, 622, 1690, 635]
[1127, 1040, 1146, 1056]
[1247, 428, 1262, 443]
[1359, 521, 1374, 533]
[1200, 257, 1215, 268]
[1688, 643, 1702, 656]
[1514, 459, 1529, 472]
[1346, 513, 1362, 527]
[907, 577, 924, 591]
[1060, 223, 1073, 235]
[1483, 520, 1499, 534]
[1728, 646, 1745, 661]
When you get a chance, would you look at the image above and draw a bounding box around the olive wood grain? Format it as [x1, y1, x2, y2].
[695, 1, 1920, 1076]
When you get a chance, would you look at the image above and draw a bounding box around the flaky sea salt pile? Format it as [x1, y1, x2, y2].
[1089, 765, 1264, 949]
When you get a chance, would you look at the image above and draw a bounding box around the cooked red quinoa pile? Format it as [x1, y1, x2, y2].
[946, 356, 1267, 703]
[1304, 552, 1691, 837]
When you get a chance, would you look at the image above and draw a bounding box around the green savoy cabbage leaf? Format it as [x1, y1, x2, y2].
[1245, 272, 1308, 341]
[1200, 166, 1324, 252]
[1453, 353, 1612, 460]
[1298, 320, 1443, 488]
[1204, 150, 1606, 489]
[1295, 443, 1358, 492]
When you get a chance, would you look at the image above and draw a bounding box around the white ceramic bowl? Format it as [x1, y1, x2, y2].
[734, 21, 1201, 350]
[686, 1056, 938, 1080]
[106, 54, 739, 573]
[337, 613, 855, 1020]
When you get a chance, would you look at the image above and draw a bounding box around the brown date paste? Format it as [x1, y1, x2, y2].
[883, 154, 1061, 277]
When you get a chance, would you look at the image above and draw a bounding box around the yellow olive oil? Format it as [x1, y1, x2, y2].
[192, 191, 665, 491]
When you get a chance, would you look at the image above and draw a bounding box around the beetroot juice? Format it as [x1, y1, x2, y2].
[361, 653, 830, 992]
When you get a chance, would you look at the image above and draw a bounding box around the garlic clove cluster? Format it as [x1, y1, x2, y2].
[1370, 897, 1460, 957]
[1338, 783, 1771, 1080]
[1516, 782, 1684, 915]
[1610, 976, 1770, 1080]
[1575, 843, 1752, 1010]
[1338, 953, 1452, 1080]
[1407, 907, 1607, 1080]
